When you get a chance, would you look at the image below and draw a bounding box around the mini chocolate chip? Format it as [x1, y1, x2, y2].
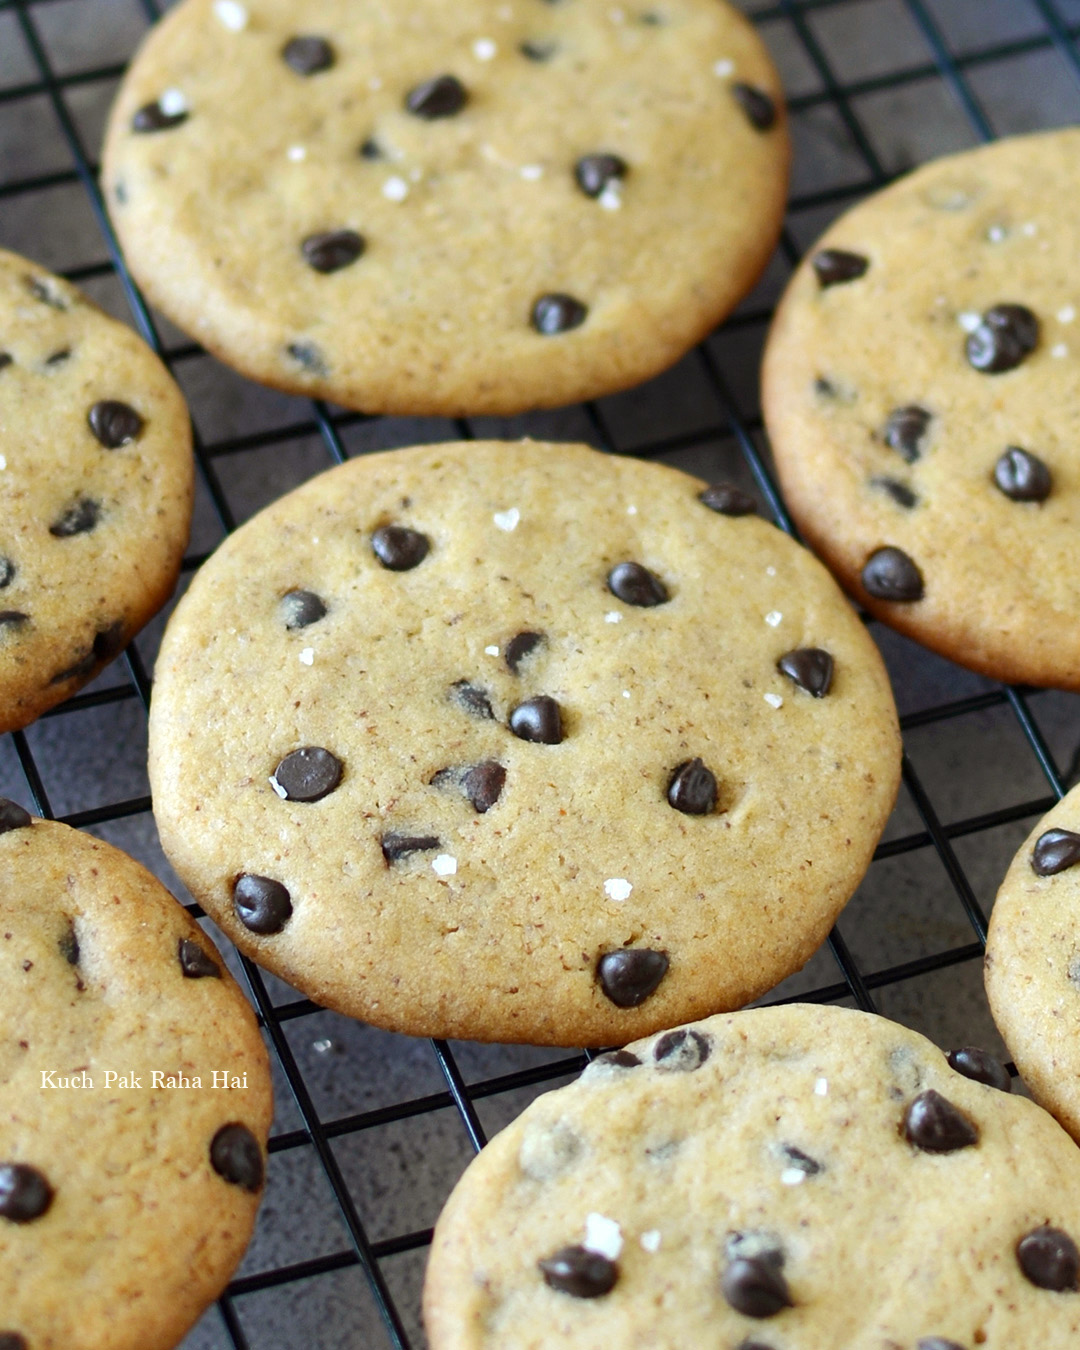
[871, 476, 918, 509]
[918, 1340, 967, 1350]
[607, 561, 668, 607]
[58, 921, 78, 966]
[520, 38, 558, 60]
[210, 1123, 264, 1192]
[591, 1049, 642, 1070]
[666, 758, 717, 815]
[699, 483, 757, 516]
[903, 1089, 978, 1153]
[114, 180, 128, 205]
[509, 695, 563, 744]
[532, 293, 588, 335]
[812, 248, 868, 287]
[777, 648, 834, 698]
[359, 137, 383, 160]
[732, 82, 777, 131]
[49, 498, 99, 539]
[1032, 828, 1080, 876]
[282, 36, 335, 75]
[539, 1245, 618, 1298]
[736, 1343, 778, 1350]
[505, 630, 544, 673]
[575, 153, 628, 199]
[406, 74, 468, 118]
[1017, 1226, 1080, 1291]
[27, 276, 66, 310]
[450, 681, 495, 720]
[273, 747, 343, 802]
[0, 612, 27, 628]
[814, 375, 837, 397]
[884, 405, 932, 463]
[372, 524, 430, 571]
[0, 800, 31, 834]
[88, 400, 143, 449]
[132, 99, 188, 132]
[462, 761, 506, 813]
[654, 1028, 711, 1071]
[0, 559, 14, 589]
[0, 1333, 27, 1350]
[45, 348, 70, 367]
[862, 546, 924, 602]
[0, 354, 12, 372]
[382, 833, 440, 864]
[947, 1047, 1012, 1093]
[302, 230, 365, 274]
[178, 937, 220, 979]
[233, 874, 292, 935]
[597, 949, 669, 1007]
[994, 446, 1052, 502]
[48, 622, 126, 687]
[781, 1144, 822, 1175]
[280, 589, 327, 629]
[0, 1164, 53, 1223]
[966, 303, 1040, 373]
[286, 341, 329, 376]
[721, 1253, 792, 1318]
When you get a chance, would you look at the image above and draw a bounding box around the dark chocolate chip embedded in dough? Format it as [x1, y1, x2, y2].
[462, 761, 506, 813]
[282, 35, 335, 75]
[699, 483, 757, 516]
[450, 681, 495, 720]
[862, 546, 923, 602]
[597, 949, 669, 1007]
[520, 38, 558, 60]
[871, 477, 918, 509]
[539, 1245, 618, 1298]
[45, 349, 71, 367]
[994, 446, 1052, 502]
[607, 561, 668, 607]
[575, 153, 628, 199]
[777, 648, 834, 698]
[210, 1123, 264, 1192]
[884, 405, 932, 463]
[654, 1028, 711, 1071]
[666, 758, 718, 815]
[721, 1253, 792, 1318]
[132, 99, 189, 133]
[591, 1049, 642, 1070]
[0, 1332, 28, 1350]
[812, 248, 868, 287]
[302, 230, 365, 274]
[0, 560, 14, 590]
[372, 524, 430, 571]
[505, 630, 544, 673]
[947, 1047, 1011, 1093]
[903, 1089, 979, 1153]
[27, 276, 66, 310]
[918, 1340, 968, 1350]
[735, 1342, 778, 1350]
[732, 82, 777, 131]
[359, 137, 383, 160]
[49, 622, 126, 686]
[1032, 828, 1080, 876]
[280, 589, 327, 630]
[0, 354, 12, 372]
[233, 874, 292, 935]
[966, 304, 1040, 373]
[406, 74, 468, 118]
[509, 695, 563, 744]
[0, 1163, 54, 1223]
[532, 293, 588, 335]
[0, 799, 31, 834]
[178, 937, 221, 979]
[272, 747, 343, 802]
[1017, 1225, 1080, 1291]
[782, 1144, 822, 1175]
[382, 833, 440, 864]
[58, 921, 79, 966]
[286, 341, 329, 376]
[49, 498, 100, 539]
[0, 612, 27, 628]
[88, 400, 143, 449]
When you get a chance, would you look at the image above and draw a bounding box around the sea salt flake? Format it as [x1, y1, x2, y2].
[622, 690, 631, 699]
[957, 311, 981, 333]
[312, 1038, 334, 1054]
[764, 692, 783, 709]
[626, 504, 638, 515]
[598, 182, 623, 211]
[213, 0, 248, 31]
[473, 37, 497, 60]
[268, 775, 287, 800]
[1022, 221, 1038, 236]
[766, 566, 776, 576]
[584, 1213, 623, 1260]
[520, 164, 544, 181]
[713, 58, 735, 77]
[368, 75, 383, 91]
[986, 223, 1007, 242]
[814, 1077, 828, 1096]
[640, 1230, 662, 1252]
[159, 88, 188, 117]
[604, 878, 632, 902]
[1058, 305, 1076, 323]
[485, 645, 500, 656]
[383, 176, 409, 202]
[299, 647, 314, 666]
[287, 145, 306, 161]
[432, 854, 457, 877]
[493, 507, 520, 532]
[1052, 343, 1069, 359]
[781, 1168, 807, 1186]
[605, 611, 622, 624]
[765, 610, 782, 627]
[0, 456, 7, 471]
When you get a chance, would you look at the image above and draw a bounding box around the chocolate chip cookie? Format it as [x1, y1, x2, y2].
[762, 129, 1080, 689]
[0, 249, 193, 732]
[0, 804, 272, 1350]
[102, 0, 788, 416]
[424, 1002, 1080, 1347]
[148, 439, 900, 1046]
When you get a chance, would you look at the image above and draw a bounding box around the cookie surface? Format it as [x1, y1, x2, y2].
[0, 808, 272, 1350]
[762, 129, 1080, 689]
[0, 250, 193, 732]
[102, 0, 788, 416]
[148, 439, 899, 1046]
[424, 1003, 1080, 1347]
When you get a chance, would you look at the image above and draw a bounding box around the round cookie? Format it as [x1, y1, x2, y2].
[424, 1003, 1080, 1348]
[148, 439, 900, 1046]
[762, 129, 1080, 689]
[101, 0, 789, 417]
[0, 249, 193, 732]
[0, 804, 272, 1350]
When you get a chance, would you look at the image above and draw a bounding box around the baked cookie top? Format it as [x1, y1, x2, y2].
[148, 439, 900, 1046]
[0, 807, 272, 1350]
[424, 1003, 1080, 1348]
[762, 129, 1080, 689]
[101, 0, 788, 417]
[0, 249, 193, 732]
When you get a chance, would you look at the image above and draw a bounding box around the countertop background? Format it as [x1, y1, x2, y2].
[2, 1, 1080, 1345]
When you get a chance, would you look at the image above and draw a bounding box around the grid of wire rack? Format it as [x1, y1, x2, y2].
[2, 0, 1080, 1345]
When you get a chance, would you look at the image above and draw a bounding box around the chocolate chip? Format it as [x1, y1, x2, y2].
[280, 589, 327, 629]
[505, 630, 544, 673]
[575, 153, 628, 199]
[88, 400, 143, 449]
[918, 1340, 967, 1350]
[781, 1144, 822, 1175]
[179, 937, 220, 979]
[1017, 1226, 1080, 1292]
[0, 800, 31, 834]
[539, 1245, 618, 1298]
[282, 35, 335, 75]
[732, 82, 777, 131]
[607, 561, 668, 607]
[591, 1049, 642, 1070]
[735, 1343, 778, 1350]
[58, 920, 78, 966]
[666, 758, 718, 815]
[509, 695, 563, 744]
[210, 1123, 264, 1192]
[0, 354, 10, 372]
[382, 833, 440, 864]
[450, 681, 495, 720]
[654, 1028, 711, 1071]
[462, 761, 506, 813]
[132, 100, 188, 133]
[721, 1253, 792, 1318]
[966, 304, 1039, 373]
[1032, 828, 1080, 876]
[286, 341, 329, 376]
[45, 348, 70, 367]
[0, 1164, 53, 1223]
[884, 405, 932, 463]
[903, 1089, 978, 1153]
[372, 524, 430, 571]
[272, 747, 343, 802]
[947, 1047, 1011, 1093]
[871, 476, 918, 509]
[777, 648, 834, 698]
[0, 612, 27, 628]
[862, 546, 923, 602]
[359, 137, 383, 160]
[48, 621, 125, 686]
[699, 483, 757, 516]
[0, 559, 14, 589]
[0, 1333, 27, 1350]
[406, 74, 468, 118]
[597, 949, 668, 1007]
[812, 248, 869, 287]
[233, 874, 292, 935]
[532, 293, 588, 335]
[302, 230, 365, 274]
[814, 375, 838, 397]
[994, 446, 1052, 502]
[520, 38, 558, 60]
[49, 498, 100, 538]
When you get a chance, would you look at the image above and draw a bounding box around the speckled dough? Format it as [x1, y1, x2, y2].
[0, 250, 193, 732]
[763, 129, 1080, 689]
[0, 812, 272, 1350]
[101, 0, 789, 417]
[424, 1003, 1080, 1348]
[148, 440, 900, 1046]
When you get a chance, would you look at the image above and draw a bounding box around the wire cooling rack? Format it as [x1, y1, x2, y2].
[2, 0, 1080, 1345]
